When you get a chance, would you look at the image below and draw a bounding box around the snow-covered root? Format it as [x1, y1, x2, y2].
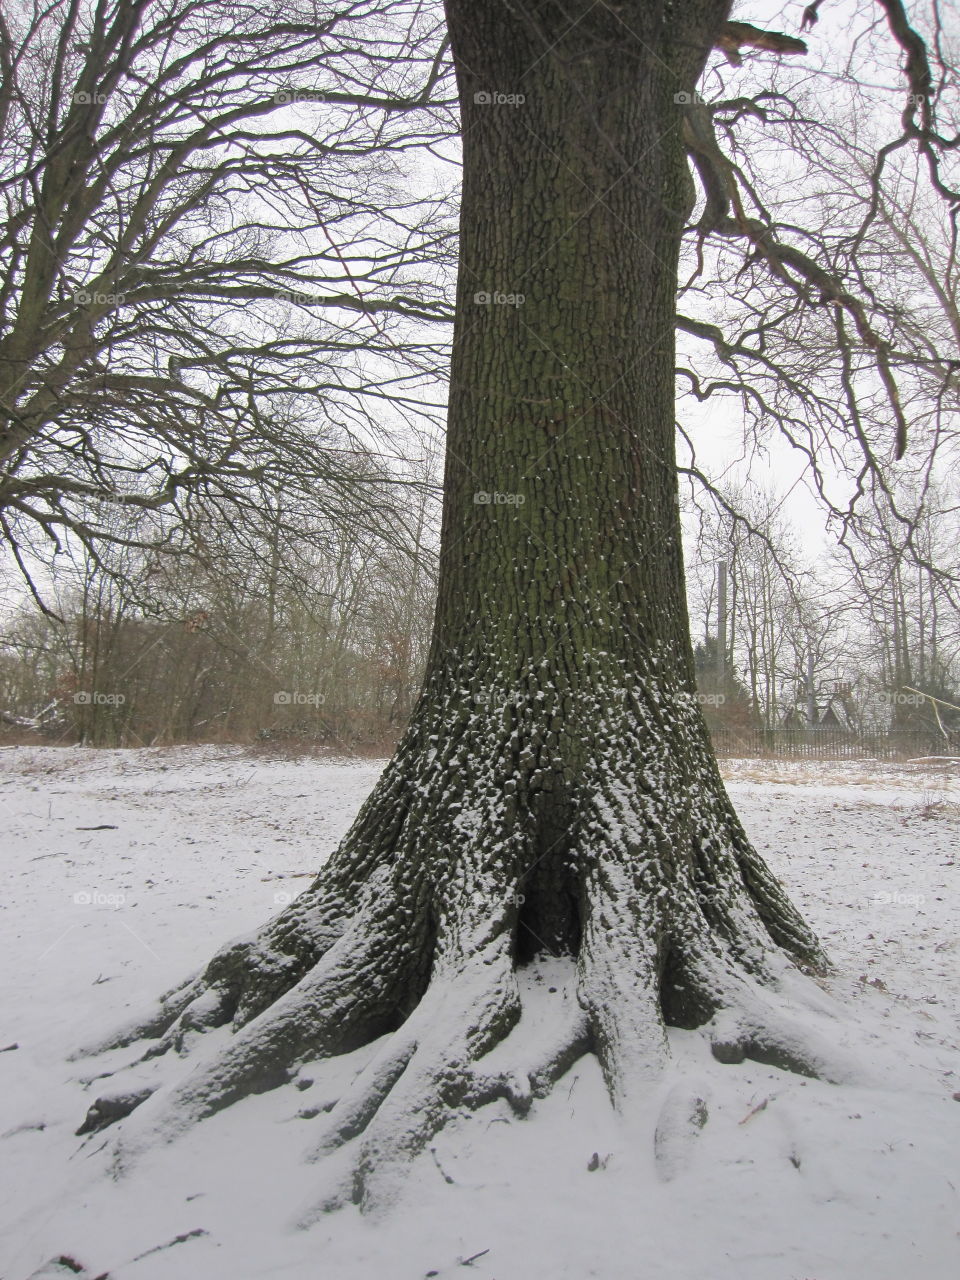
[299, 998, 592, 1219]
[684, 944, 868, 1085]
[109, 897, 416, 1166]
[653, 1081, 711, 1182]
[292, 921, 857, 1219]
[298, 937, 524, 1217]
[71, 972, 205, 1060]
[468, 990, 591, 1111]
[306, 1030, 421, 1161]
[72, 887, 352, 1065]
[288, 895, 852, 1220]
[577, 889, 669, 1108]
[71, 743, 427, 1063]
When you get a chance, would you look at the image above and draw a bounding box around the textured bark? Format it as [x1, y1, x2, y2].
[77, 0, 845, 1211]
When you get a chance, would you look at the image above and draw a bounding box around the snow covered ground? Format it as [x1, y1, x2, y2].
[0, 745, 958, 1280]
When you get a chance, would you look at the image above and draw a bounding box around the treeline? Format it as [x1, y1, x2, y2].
[0, 477, 437, 750]
[4, 473, 960, 750]
[685, 480, 960, 743]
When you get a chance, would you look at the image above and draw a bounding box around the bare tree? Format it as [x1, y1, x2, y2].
[0, 0, 455, 599]
[676, 2, 960, 571]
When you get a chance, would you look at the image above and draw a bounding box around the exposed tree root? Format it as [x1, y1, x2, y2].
[310, 948, 518, 1212]
[83, 890, 849, 1213]
[696, 959, 862, 1083]
[578, 890, 670, 1108]
[109, 882, 422, 1164]
[300, 945, 591, 1216]
[654, 1082, 711, 1182]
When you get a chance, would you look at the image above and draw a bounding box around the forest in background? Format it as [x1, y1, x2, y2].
[2, 469, 959, 750]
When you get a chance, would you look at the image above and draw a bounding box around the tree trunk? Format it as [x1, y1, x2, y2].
[78, 0, 839, 1214]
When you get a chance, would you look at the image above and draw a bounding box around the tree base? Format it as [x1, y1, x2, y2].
[73, 683, 851, 1212]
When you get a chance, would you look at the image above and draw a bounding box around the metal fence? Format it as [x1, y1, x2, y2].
[707, 728, 960, 760]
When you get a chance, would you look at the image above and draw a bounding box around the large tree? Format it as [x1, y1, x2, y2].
[75, 0, 956, 1212]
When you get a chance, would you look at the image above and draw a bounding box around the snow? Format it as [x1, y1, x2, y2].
[1, 746, 958, 1280]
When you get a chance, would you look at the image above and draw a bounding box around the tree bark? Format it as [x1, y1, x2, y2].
[78, 0, 842, 1213]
